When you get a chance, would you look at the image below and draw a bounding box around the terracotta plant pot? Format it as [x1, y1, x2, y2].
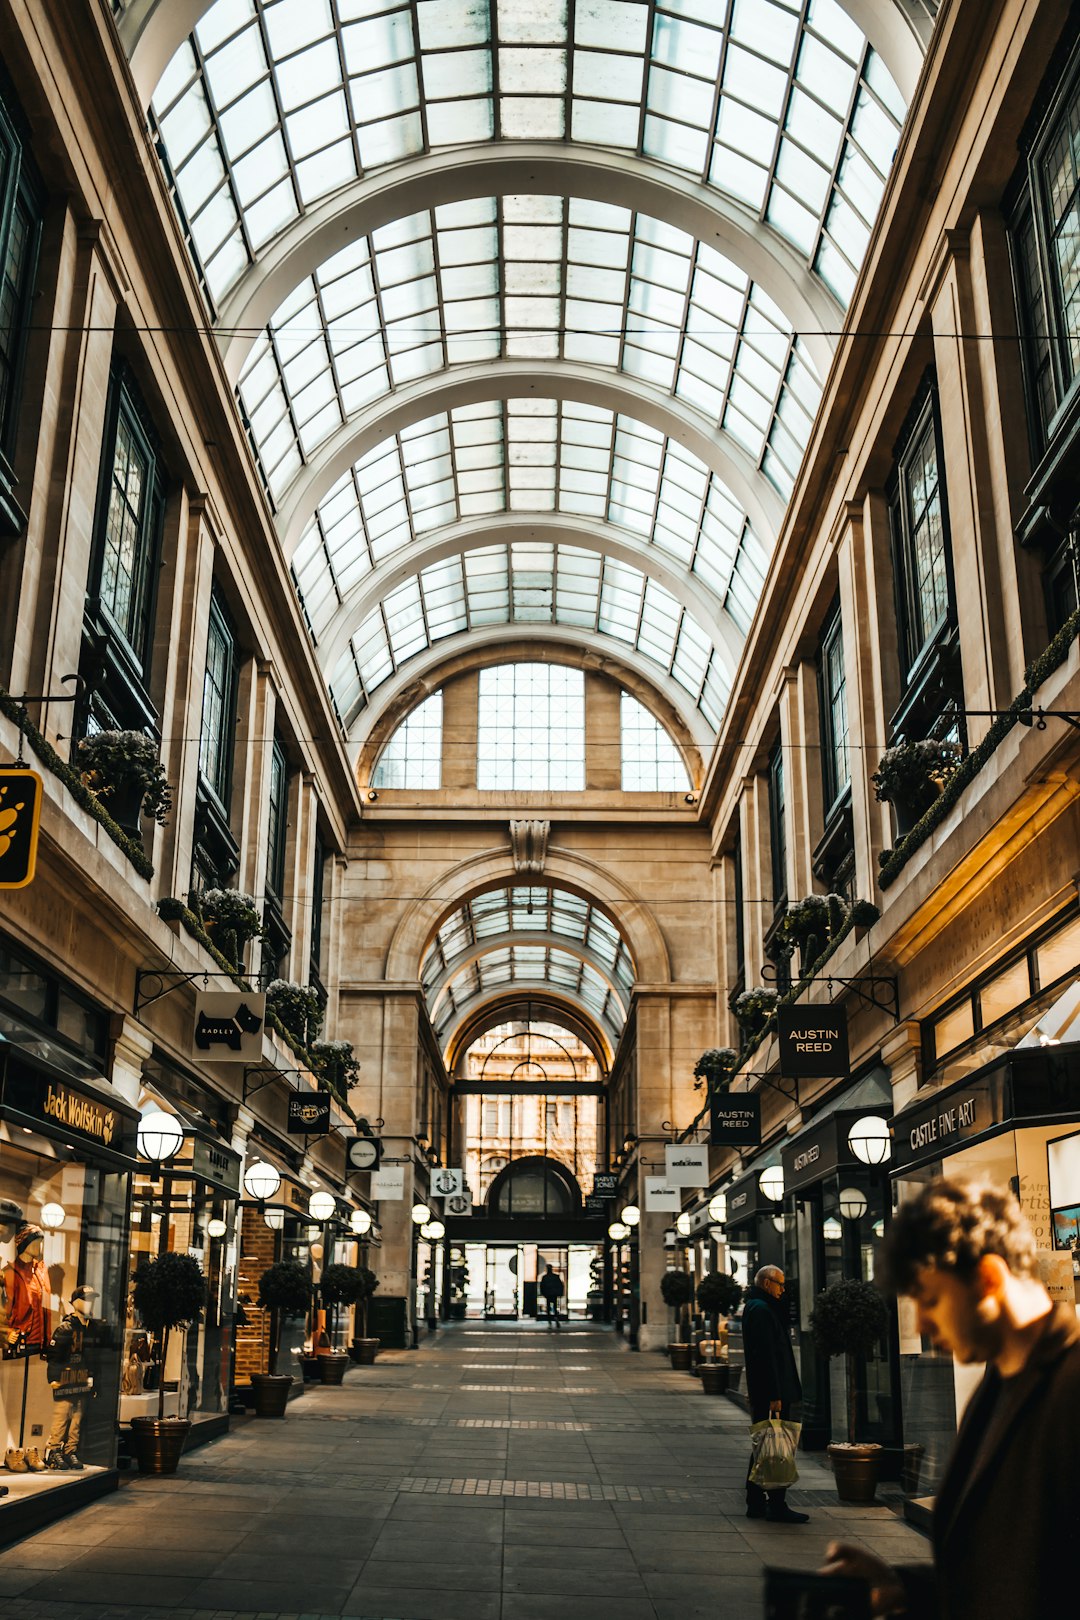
[128, 1417, 192, 1475]
[317, 1352, 349, 1385]
[348, 1338, 380, 1365]
[251, 1372, 292, 1417]
[827, 1442, 882, 1503]
[699, 1363, 729, 1395]
[668, 1343, 693, 1371]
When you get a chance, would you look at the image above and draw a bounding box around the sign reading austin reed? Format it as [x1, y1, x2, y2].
[710, 1091, 761, 1146]
[777, 1005, 849, 1078]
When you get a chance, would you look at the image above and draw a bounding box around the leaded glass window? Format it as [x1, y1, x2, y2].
[199, 588, 239, 806]
[372, 691, 443, 788]
[819, 602, 849, 810]
[93, 375, 165, 667]
[889, 390, 953, 678]
[477, 663, 585, 791]
[620, 692, 688, 791]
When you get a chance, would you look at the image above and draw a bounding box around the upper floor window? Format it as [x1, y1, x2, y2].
[620, 693, 689, 791]
[372, 691, 443, 789]
[265, 737, 288, 904]
[819, 605, 850, 813]
[732, 831, 745, 991]
[309, 832, 326, 986]
[199, 588, 238, 809]
[768, 741, 787, 909]
[477, 664, 585, 792]
[888, 389, 953, 680]
[0, 80, 42, 482]
[91, 369, 165, 670]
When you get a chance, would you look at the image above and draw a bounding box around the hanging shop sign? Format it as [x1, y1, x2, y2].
[345, 1135, 381, 1172]
[444, 1191, 473, 1217]
[710, 1091, 761, 1147]
[592, 1173, 619, 1196]
[584, 1194, 608, 1216]
[777, 1005, 849, 1078]
[287, 1092, 331, 1135]
[371, 1165, 405, 1200]
[431, 1167, 465, 1198]
[191, 991, 265, 1061]
[664, 1143, 708, 1187]
[0, 1051, 139, 1157]
[892, 1075, 997, 1171]
[0, 768, 42, 889]
[645, 1177, 681, 1211]
[188, 1133, 242, 1194]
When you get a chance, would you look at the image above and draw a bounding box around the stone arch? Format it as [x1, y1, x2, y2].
[427, 933, 630, 1029]
[447, 998, 611, 1074]
[385, 845, 671, 986]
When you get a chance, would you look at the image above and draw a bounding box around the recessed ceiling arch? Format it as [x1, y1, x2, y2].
[338, 623, 718, 748]
[275, 361, 786, 556]
[447, 999, 612, 1073]
[436, 973, 624, 1052]
[430, 939, 628, 1041]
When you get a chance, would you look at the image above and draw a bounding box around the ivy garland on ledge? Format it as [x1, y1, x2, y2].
[155, 898, 356, 1120]
[878, 606, 1080, 889]
[0, 690, 154, 879]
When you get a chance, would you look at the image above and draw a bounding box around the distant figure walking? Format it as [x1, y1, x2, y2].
[538, 1264, 564, 1330]
[742, 1264, 807, 1524]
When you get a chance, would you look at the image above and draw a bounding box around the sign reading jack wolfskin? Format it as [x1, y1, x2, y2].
[0, 768, 42, 888]
[777, 1005, 849, 1078]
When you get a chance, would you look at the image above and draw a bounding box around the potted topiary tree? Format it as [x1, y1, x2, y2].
[696, 1271, 742, 1394]
[348, 1266, 381, 1362]
[810, 1277, 890, 1502]
[318, 1263, 366, 1384]
[77, 729, 172, 842]
[129, 1252, 206, 1473]
[660, 1268, 695, 1369]
[252, 1259, 311, 1417]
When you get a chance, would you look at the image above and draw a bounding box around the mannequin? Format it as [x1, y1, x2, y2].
[2, 1224, 50, 1351]
[0, 1201, 25, 1347]
[45, 1286, 104, 1471]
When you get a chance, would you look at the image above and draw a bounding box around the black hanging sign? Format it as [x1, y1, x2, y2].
[584, 1195, 608, 1216]
[287, 1093, 331, 1135]
[709, 1091, 761, 1147]
[777, 1005, 849, 1078]
[592, 1173, 618, 1196]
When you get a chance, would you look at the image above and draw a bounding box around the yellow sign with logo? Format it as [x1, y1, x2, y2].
[0, 768, 42, 888]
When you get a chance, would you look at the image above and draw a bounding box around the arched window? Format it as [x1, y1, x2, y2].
[477, 664, 585, 791]
[371, 691, 443, 789]
[620, 693, 690, 791]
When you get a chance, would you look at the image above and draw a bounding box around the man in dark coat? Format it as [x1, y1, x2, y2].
[822, 1177, 1080, 1618]
[741, 1264, 807, 1523]
[538, 1264, 564, 1330]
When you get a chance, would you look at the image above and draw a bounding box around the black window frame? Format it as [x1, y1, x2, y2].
[887, 382, 956, 685]
[0, 72, 43, 532]
[768, 740, 787, 913]
[818, 601, 850, 817]
[198, 586, 239, 815]
[265, 736, 288, 905]
[309, 831, 326, 990]
[732, 831, 745, 995]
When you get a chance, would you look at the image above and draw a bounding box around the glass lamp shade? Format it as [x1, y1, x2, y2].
[263, 1208, 285, 1231]
[243, 1160, 282, 1202]
[411, 1202, 431, 1225]
[847, 1115, 892, 1166]
[309, 1190, 337, 1221]
[350, 1209, 373, 1236]
[675, 1212, 692, 1237]
[137, 1110, 184, 1163]
[426, 1219, 445, 1240]
[206, 1217, 227, 1239]
[621, 1204, 641, 1226]
[419, 1222, 435, 1239]
[823, 1216, 843, 1241]
[758, 1167, 785, 1202]
[608, 1221, 629, 1240]
[39, 1202, 66, 1230]
[839, 1186, 868, 1220]
[707, 1193, 727, 1223]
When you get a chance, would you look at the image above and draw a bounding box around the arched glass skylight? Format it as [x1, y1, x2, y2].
[476, 664, 584, 792]
[293, 402, 767, 651]
[370, 689, 443, 788]
[620, 693, 690, 792]
[326, 542, 730, 730]
[237, 199, 820, 503]
[432, 945, 625, 1041]
[150, 0, 904, 309]
[422, 885, 635, 1001]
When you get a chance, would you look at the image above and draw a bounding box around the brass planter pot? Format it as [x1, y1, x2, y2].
[827, 1443, 882, 1503]
[251, 1373, 292, 1417]
[348, 1338, 380, 1365]
[699, 1363, 729, 1395]
[128, 1417, 192, 1475]
[317, 1352, 349, 1385]
[668, 1343, 693, 1371]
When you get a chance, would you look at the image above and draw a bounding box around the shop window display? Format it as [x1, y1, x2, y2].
[1, 1137, 126, 1501]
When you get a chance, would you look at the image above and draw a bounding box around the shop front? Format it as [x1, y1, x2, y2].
[234, 1159, 314, 1394]
[0, 1040, 138, 1541]
[722, 1160, 785, 1408]
[781, 1107, 897, 1451]
[891, 1044, 1080, 1509]
[128, 1091, 241, 1443]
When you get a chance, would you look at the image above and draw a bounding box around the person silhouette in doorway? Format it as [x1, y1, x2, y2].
[539, 1264, 564, 1330]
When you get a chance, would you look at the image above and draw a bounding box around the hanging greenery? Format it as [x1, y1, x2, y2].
[77, 729, 173, 825]
[693, 1047, 739, 1092]
[266, 979, 325, 1045]
[310, 1039, 361, 1102]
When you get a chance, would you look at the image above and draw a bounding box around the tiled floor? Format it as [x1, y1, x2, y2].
[0, 1322, 930, 1619]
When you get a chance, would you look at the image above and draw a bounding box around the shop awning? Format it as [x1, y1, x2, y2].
[0, 1042, 140, 1166]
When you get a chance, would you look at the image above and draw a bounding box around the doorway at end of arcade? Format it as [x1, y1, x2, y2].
[455, 1243, 604, 1321]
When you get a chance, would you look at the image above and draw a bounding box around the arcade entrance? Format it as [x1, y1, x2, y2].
[465, 1242, 603, 1320]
